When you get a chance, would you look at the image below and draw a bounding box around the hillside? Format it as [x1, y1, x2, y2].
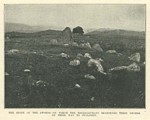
[86, 29, 145, 39]
[5, 23, 53, 33]
[5, 29, 62, 38]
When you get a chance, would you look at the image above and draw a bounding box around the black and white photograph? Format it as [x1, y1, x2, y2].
[4, 4, 146, 108]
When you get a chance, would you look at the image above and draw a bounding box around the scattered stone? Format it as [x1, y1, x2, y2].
[109, 66, 127, 72]
[36, 80, 49, 87]
[92, 43, 103, 52]
[96, 58, 104, 62]
[128, 53, 140, 62]
[72, 42, 79, 47]
[5, 72, 9, 76]
[84, 74, 96, 80]
[109, 62, 140, 72]
[84, 53, 92, 59]
[91, 97, 95, 101]
[106, 50, 117, 54]
[87, 58, 106, 75]
[117, 53, 123, 56]
[75, 84, 81, 88]
[32, 51, 37, 54]
[127, 62, 140, 72]
[64, 43, 69, 46]
[24, 69, 31, 72]
[69, 59, 80, 66]
[8, 49, 19, 54]
[60, 53, 70, 59]
[80, 42, 91, 49]
[77, 53, 83, 59]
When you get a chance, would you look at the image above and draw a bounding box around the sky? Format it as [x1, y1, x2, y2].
[4, 4, 146, 31]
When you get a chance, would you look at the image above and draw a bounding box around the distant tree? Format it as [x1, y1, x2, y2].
[73, 26, 84, 35]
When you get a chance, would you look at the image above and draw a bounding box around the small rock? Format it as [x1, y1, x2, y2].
[24, 69, 31, 72]
[35, 80, 49, 87]
[91, 97, 95, 101]
[117, 53, 123, 56]
[69, 59, 80, 66]
[106, 50, 117, 54]
[109, 62, 140, 72]
[60, 53, 70, 59]
[84, 74, 96, 80]
[80, 42, 91, 49]
[128, 53, 140, 62]
[8, 49, 19, 54]
[77, 53, 83, 59]
[5, 72, 9, 76]
[84, 53, 92, 59]
[33, 52, 37, 54]
[64, 43, 69, 46]
[75, 84, 81, 88]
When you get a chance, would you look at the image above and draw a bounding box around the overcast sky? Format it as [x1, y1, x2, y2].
[4, 4, 145, 31]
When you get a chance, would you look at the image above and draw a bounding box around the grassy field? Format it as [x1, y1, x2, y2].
[5, 32, 145, 108]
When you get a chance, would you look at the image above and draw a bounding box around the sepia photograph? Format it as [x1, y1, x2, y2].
[4, 4, 146, 108]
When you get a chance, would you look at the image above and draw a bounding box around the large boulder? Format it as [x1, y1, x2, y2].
[58, 27, 73, 44]
[87, 58, 106, 74]
[92, 43, 103, 52]
[128, 53, 140, 62]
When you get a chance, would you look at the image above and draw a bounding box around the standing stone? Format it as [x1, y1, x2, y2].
[58, 27, 73, 44]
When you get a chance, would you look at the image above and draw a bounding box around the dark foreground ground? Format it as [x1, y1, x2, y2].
[5, 35, 145, 108]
